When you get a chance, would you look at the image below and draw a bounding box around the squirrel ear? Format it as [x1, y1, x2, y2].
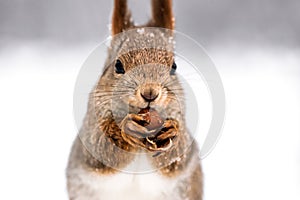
[150, 0, 174, 30]
[112, 0, 132, 35]
[112, 0, 174, 35]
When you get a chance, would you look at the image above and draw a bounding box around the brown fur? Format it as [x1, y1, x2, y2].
[112, 0, 133, 35]
[67, 0, 203, 199]
[149, 0, 175, 29]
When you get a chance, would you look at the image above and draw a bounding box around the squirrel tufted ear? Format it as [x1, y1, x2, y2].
[112, 0, 132, 35]
[150, 0, 174, 30]
[112, 0, 174, 35]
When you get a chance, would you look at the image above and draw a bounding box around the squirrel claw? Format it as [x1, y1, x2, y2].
[120, 113, 154, 139]
[146, 138, 173, 152]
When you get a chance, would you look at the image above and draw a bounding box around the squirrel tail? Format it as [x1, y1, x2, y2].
[112, 0, 174, 35]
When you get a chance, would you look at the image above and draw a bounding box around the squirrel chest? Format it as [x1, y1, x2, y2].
[74, 154, 183, 200]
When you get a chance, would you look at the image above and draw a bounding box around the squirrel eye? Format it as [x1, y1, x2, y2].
[115, 59, 125, 74]
[170, 62, 177, 75]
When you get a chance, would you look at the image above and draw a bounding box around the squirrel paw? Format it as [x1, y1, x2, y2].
[120, 113, 155, 138]
[146, 119, 179, 151]
[156, 119, 178, 140]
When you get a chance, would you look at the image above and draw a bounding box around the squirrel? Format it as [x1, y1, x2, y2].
[66, 0, 203, 199]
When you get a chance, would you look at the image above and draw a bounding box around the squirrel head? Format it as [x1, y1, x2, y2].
[94, 28, 184, 125]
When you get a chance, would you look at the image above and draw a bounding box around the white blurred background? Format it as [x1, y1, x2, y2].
[0, 0, 299, 199]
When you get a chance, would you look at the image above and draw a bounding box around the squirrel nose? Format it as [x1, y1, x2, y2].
[140, 87, 159, 102]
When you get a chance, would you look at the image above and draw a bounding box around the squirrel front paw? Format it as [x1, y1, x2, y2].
[120, 113, 156, 138]
[119, 113, 157, 148]
[156, 119, 179, 140]
[146, 118, 179, 151]
[119, 112, 179, 152]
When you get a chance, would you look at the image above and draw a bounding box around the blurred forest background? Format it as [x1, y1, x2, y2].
[0, 0, 299, 47]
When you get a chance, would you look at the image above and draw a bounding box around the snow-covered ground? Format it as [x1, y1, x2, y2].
[0, 43, 299, 199]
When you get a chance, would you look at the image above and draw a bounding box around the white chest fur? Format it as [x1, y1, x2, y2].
[69, 154, 184, 200]
[90, 169, 178, 200]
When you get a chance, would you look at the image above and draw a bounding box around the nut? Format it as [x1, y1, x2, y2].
[138, 108, 164, 131]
